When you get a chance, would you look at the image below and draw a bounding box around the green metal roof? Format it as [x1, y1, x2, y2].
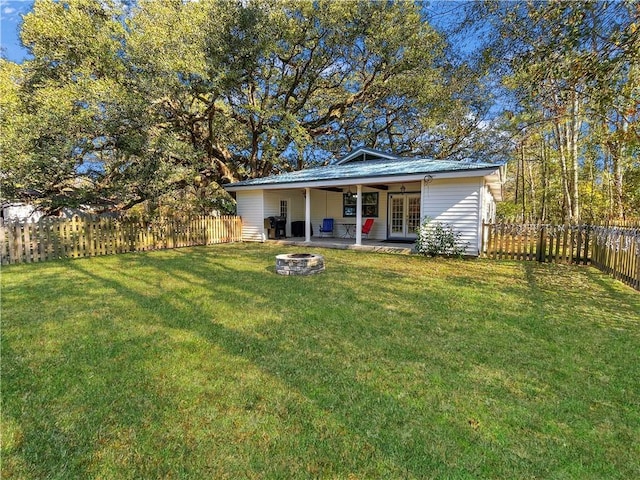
[225, 156, 500, 188]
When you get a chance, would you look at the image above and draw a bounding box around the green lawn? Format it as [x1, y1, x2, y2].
[2, 243, 638, 479]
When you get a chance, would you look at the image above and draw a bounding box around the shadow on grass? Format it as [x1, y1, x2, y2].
[522, 261, 640, 330]
[83, 249, 482, 477]
[2, 245, 639, 478]
[2, 247, 487, 478]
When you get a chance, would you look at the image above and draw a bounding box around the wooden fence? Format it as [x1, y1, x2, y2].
[0, 215, 243, 265]
[482, 222, 640, 290]
[590, 225, 640, 290]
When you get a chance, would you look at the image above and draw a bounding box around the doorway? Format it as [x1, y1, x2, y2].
[388, 193, 420, 240]
[279, 199, 289, 236]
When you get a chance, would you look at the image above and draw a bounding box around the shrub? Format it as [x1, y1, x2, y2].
[415, 218, 468, 257]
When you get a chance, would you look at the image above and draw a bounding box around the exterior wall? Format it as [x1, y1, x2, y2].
[235, 178, 491, 250]
[421, 178, 483, 255]
[236, 190, 265, 242]
[372, 190, 388, 240]
[384, 182, 420, 240]
[310, 190, 335, 235]
[289, 192, 306, 226]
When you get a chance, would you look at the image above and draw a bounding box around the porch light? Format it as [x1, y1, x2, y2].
[400, 185, 406, 194]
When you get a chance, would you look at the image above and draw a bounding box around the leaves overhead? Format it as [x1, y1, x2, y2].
[2, 0, 490, 215]
[4, 0, 635, 221]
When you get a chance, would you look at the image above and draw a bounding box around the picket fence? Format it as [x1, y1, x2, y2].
[482, 222, 640, 290]
[0, 215, 242, 265]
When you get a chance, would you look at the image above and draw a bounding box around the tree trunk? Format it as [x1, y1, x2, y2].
[569, 89, 581, 222]
[539, 137, 548, 222]
[514, 141, 521, 218]
[611, 144, 625, 220]
[553, 120, 573, 223]
[527, 149, 537, 222]
[520, 143, 527, 221]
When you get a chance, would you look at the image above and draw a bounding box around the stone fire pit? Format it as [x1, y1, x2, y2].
[275, 253, 325, 275]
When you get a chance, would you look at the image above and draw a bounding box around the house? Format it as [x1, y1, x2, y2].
[224, 148, 504, 255]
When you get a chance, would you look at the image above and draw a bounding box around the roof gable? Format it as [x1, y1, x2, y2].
[336, 147, 401, 165]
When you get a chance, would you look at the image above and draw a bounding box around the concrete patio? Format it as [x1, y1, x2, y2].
[266, 236, 416, 255]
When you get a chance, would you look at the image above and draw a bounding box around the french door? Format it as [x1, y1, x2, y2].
[388, 193, 421, 239]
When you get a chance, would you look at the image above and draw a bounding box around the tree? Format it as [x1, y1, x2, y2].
[3, 0, 509, 216]
[464, 0, 639, 222]
[126, 0, 453, 178]
[4, 0, 488, 215]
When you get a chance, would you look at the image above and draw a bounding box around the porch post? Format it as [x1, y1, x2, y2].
[305, 187, 311, 243]
[355, 184, 363, 245]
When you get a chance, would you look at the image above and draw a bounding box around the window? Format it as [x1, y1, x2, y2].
[280, 200, 288, 219]
[343, 192, 378, 217]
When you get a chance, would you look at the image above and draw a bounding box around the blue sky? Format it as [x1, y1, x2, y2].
[1, 0, 33, 62]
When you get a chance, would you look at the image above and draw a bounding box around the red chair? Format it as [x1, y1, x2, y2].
[362, 218, 374, 238]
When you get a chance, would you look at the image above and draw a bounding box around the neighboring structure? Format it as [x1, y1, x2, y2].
[1, 202, 120, 223]
[1, 202, 44, 223]
[224, 148, 504, 255]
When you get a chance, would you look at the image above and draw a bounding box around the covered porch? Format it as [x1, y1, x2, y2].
[243, 178, 425, 247]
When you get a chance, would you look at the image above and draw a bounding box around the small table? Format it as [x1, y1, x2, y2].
[338, 223, 356, 238]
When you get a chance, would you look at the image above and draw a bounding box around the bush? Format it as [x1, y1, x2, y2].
[415, 218, 468, 257]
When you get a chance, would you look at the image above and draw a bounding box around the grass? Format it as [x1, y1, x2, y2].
[1, 243, 639, 479]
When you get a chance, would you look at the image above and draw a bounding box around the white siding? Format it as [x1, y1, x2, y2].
[371, 191, 388, 240]
[1, 204, 44, 222]
[236, 190, 265, 242]
[421, 178, 483, 255]
[289, 191, 306, 224]
[235, 178, 490, 250]
[310, 190, 341, 237]
[263, 191, 281, 222]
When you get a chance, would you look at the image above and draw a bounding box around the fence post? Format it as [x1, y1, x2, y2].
[536, 225, 545, 263]
[0, 220, 7, 264]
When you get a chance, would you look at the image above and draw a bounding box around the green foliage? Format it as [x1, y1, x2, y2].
[1, 0, 489, 215]
[468, 0, 640, 222]
[415, 217, 468, 257]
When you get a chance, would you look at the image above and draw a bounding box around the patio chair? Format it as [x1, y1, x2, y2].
[319, 218, 334, 237]
[361, 218, 374, 238]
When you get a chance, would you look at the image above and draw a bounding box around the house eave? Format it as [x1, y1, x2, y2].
[224, 166, 502, 193]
